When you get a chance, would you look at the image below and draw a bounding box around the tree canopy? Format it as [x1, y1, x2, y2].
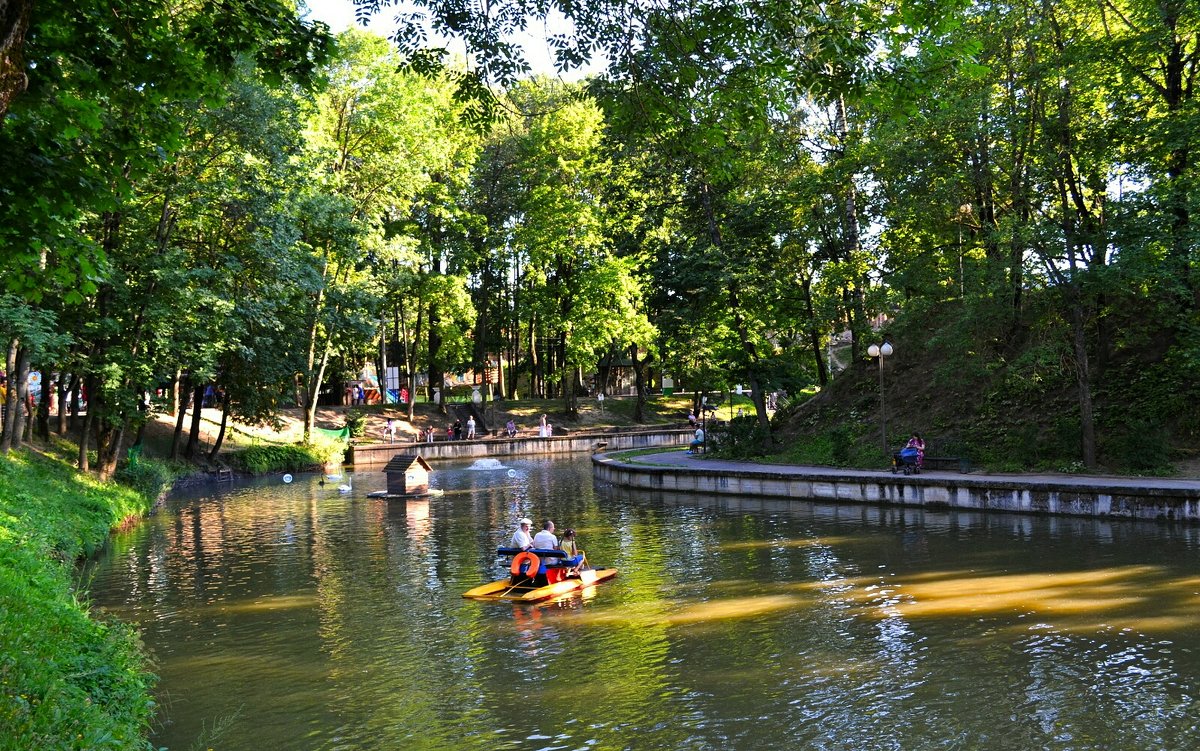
[2, 0, 1198, 475]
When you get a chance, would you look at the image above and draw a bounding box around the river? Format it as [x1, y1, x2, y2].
[83, 456, 1200, 750]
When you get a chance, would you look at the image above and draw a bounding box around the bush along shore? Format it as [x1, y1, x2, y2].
[0, 447, 168, 750]
[226, 436, 346, 475]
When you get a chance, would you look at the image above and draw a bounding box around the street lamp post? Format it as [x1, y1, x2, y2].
[867, 342, 894, 455]
[701, 395, 708, 454]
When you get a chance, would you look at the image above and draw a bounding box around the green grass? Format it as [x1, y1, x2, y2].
[0, 449, 158, 750]
[606, 446, 688, 464]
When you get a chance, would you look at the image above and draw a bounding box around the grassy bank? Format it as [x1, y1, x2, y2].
[0, 448, 159, 750]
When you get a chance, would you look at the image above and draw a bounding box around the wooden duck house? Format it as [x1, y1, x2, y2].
[384, 454, 433, 496]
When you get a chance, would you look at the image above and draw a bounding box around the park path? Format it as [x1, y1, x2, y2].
[633, 450, 1200, 493]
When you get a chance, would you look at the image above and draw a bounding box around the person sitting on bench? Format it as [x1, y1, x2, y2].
[905, 433, 925, 468]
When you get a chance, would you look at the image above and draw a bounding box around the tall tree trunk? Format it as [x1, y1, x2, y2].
[208, 397, 230, 463]
[305, 335, 333, 436]
[184, 384, 205, 460]
[506, 269, 522, 399]
[56, 374, 69, 434]
[801, 274, 828, 387]
[170, 373, 190, 460]
[300, 253, 331, 436]
[170, 368, 182, 417]
[302, 306, 343, 436]
[497, 348, 508, 399]
[1160, 11, 1194, 304]
[427, 298, 445, 416]
[833, 94, 869, 364]
[67, 373, 80, 434]
[0, 338, 18, 452]
[378, 314, 388, 406]
[1068, 293, 1096, 468]
[631, 344, 649, 423]
[528, 312, 540, 399]
[399, 292, 419, 423]
[35, 370, 50, 442]
[560, 330, 577, 417]
[95, 419, 124, 482]
[14, 346, 30, 446]
[78, 375, 95, 472]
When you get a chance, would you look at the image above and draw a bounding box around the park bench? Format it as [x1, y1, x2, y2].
[922, 448, 970, 473]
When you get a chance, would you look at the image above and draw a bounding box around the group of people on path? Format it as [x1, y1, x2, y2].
[389, 412, 557, 443]
[378, 408, 569, 444]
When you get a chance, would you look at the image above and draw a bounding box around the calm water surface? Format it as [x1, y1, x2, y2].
[83, 457, 1200, 750]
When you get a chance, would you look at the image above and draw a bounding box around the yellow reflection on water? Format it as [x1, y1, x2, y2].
[829, 564, 1200, 633]
[568, 594, 802, 627]
[207, 594, 320, 614]
[720, 536, 859, 552]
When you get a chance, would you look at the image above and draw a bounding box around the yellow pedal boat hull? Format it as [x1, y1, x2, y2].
[462, 568, 618, 602]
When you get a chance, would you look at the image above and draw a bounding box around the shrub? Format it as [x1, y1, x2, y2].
[114, 457, 177, 500]
[306, 435, 349, 468]
[345, 410, 367, 438]
[228, 443, 324, 474]
[829, 425, 853, 465]
[1103, 419, 1173, 473]
[709, 416, 770, 459]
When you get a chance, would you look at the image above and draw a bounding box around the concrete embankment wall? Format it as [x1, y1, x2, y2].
[352, 429, 691, 466]
[592, 455, 1200, 523]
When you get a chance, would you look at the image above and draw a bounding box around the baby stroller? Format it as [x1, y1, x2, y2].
[892, 446, 922, 475]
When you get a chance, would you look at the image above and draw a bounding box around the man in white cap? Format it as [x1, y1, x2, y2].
[511, 518, 533, 550]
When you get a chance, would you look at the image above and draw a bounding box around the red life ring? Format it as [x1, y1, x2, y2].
[510, 551, 540, 579]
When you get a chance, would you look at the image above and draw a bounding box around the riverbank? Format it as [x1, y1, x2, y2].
[595, 450, 1200, 522]
[351, 427, 692, 465]
[0, 448, 158, 750]
[128, 398, 1200, 478]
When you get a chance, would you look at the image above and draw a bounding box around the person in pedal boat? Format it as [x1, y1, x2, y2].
[559, 529, 578, 558]
[532, 519, 558, 549]
[511, 518, 534, 550]
[559, 528, 586, 572]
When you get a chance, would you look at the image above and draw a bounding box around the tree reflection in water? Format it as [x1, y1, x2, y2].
[83, 459, 1200, 751]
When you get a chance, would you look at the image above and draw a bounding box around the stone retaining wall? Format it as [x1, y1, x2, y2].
[351, 429, 692, 466]
[592, 454, 1200, 523]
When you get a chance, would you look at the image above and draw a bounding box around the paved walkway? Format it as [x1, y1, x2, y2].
[628, 450, 1200, 493]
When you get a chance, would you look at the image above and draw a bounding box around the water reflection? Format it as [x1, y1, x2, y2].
[82, 459, 1200, 750]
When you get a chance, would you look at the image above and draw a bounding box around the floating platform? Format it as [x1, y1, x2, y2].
[367, 488, 445, 499]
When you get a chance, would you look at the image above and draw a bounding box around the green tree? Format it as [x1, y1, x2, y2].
[300, 30, 479, 428]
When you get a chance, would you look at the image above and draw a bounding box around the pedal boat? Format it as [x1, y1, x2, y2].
[462, 547, 618, 602]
